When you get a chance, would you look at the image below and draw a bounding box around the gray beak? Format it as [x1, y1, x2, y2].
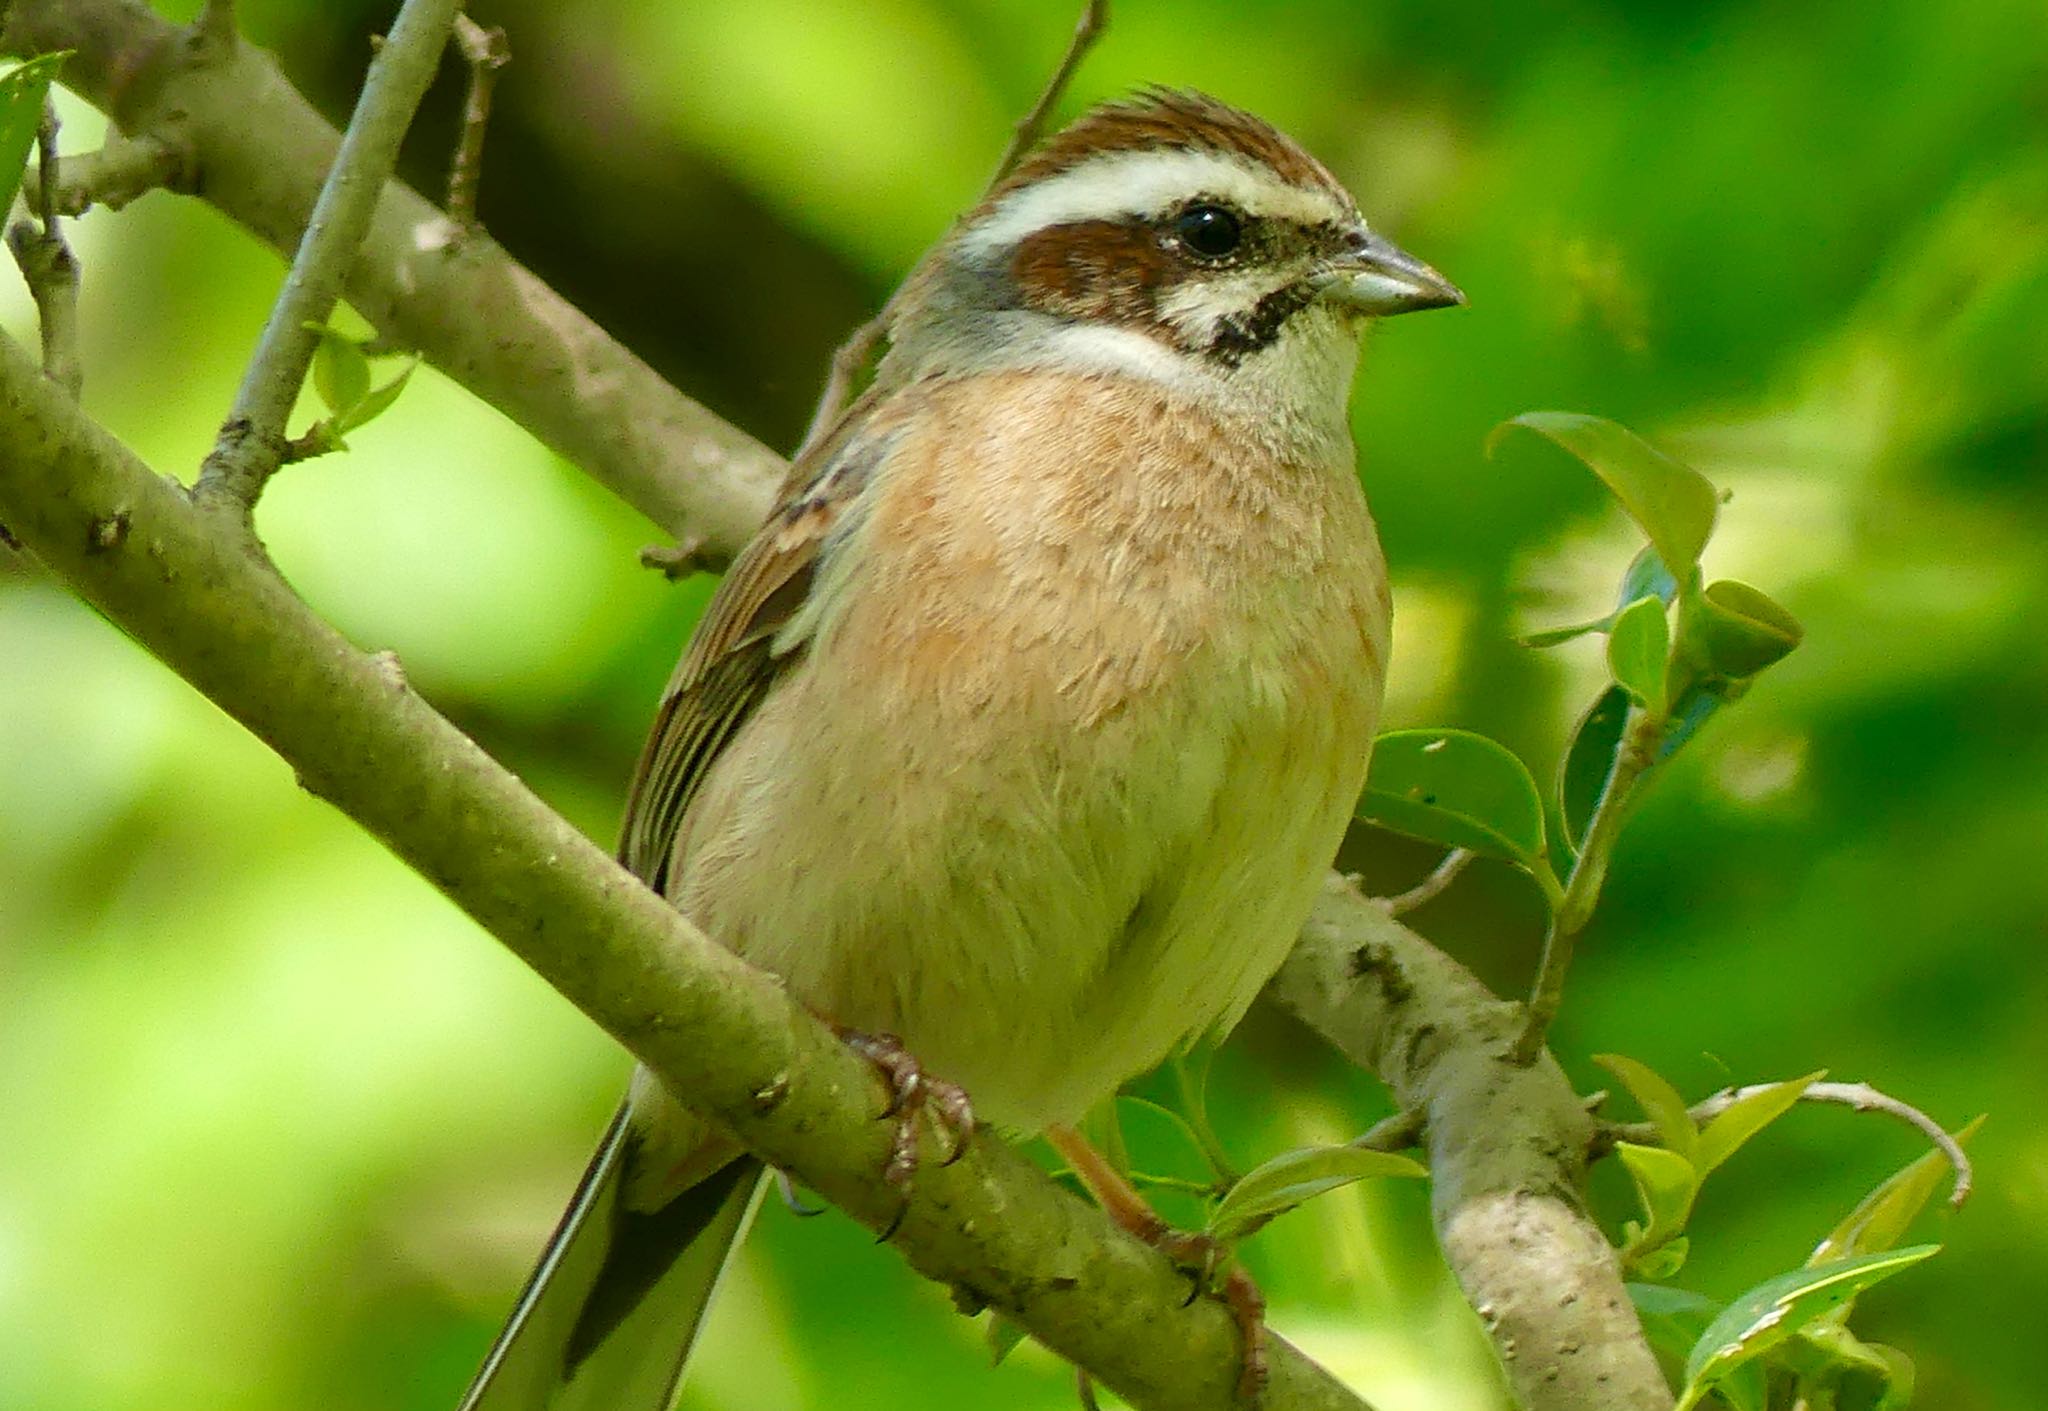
[1319, 229, 1465, 316]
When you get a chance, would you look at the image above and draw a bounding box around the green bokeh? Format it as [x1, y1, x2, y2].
[2, 2, 2044, 1408]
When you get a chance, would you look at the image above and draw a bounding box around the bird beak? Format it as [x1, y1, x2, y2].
[1318, 229, 1465, 316]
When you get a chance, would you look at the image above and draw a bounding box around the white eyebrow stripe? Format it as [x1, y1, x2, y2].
[961, 148, 1351, 256]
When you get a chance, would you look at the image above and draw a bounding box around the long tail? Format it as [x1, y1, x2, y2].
[458, 1103, 767, 1411]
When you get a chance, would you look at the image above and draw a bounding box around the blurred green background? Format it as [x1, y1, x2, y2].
[2, 0, 2044, 1407]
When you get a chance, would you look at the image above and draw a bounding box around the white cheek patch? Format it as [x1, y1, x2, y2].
[1155, 265, 1303, 343]
[962, 148, 1350, 258]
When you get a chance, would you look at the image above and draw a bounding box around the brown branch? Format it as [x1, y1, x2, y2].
[1269, 876, 1673, 1411]
[0, 0, 783, 560]
[445, 12, 508, 235]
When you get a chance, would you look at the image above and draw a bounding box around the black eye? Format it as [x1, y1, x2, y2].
[1174, 203, 1243, 259]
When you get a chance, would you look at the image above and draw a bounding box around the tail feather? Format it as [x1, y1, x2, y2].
[459, 1104, 767, 1411]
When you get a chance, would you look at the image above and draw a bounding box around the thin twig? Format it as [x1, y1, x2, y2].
[791, 0, 1109, 462]
[1601, 1080, 1974, 1208]
[637, 535, 711, 580]
[191, 0, 466, 518]
[6, 101, 83, 398]
[20, 133, 187, 217]
[445, 13, 509, 235]
[1514, 708, 1659, 1063]
[192, 0, 237, 51]
[989, 0, 1108, 187]
[1377, 849, 1472, 918]
[792, 318, 884, 461]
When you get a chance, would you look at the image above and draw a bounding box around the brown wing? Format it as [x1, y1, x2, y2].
[616, 417, 895, 891]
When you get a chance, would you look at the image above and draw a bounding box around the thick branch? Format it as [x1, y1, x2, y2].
[1269, 876, 1672, 1411]
[193, 0, 463, 512]
[0, 0, 781, 558]
[0, 332, 1367, 1411]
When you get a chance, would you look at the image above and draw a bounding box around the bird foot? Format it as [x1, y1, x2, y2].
[835, 1028, 976, 1202]
[1046, 1125, 1267, 1404]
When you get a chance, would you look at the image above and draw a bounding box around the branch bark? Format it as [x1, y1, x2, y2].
[0, 0, 782, 559]
[1268, 878, 1674, 1411]
[0, 329, 1368, 1411]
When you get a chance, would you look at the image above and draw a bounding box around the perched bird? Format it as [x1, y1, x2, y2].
[459, 88, 1461, 1411]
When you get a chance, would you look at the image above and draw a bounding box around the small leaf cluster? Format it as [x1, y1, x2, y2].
[1356, 412, 1803, 916]
[1603, 1052, 1977, 1411]
[296, 322, 418, 458]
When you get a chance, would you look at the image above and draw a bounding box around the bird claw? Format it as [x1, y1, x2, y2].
[835, 1028, 977, 1215]
[1149, 1229, 1268, 1405]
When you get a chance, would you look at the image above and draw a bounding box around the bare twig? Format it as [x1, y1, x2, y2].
[793, 318, 884, 460]
[990, 0, 1108, 187]
[1376, 849, 1472, 918]
[792, 0, 1109, 462]
[192, 0, 466, 517]
[1515, 708, 1659, 1062]
[20, 133, 187, 216]
[6, 101, 82, 398]
[638, 535, 711, 580]
[445, 13, 509, 234]
[1601, 1079, 1973, 1209]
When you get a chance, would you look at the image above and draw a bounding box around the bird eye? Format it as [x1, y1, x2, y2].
[1173, 203, 1243, 259]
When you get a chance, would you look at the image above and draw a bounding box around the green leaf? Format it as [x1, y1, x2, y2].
[1618, 544, 1680, 609]
[1607, 595, 1672, 717]
[1558, 685, 1630, 851]
[986, 1312, 1027, 1365]
[1491, 411, 1720, 571]
[1683, 580, 1805, 679]
[1809, 1115, 1983, 1266]
[1521, 546, 1680, 650]
[1629, 1285, 1767, 1411]
[335, 356, 418, 434]
[1789, 1323, 1916, 1411]
[1695, 1071, 1823, 1174]
[1594, 1053, 1698, 1162]
[1359, 728, 1547, 867]
[1614, 1141, 1700, 1272]
[306, 322, 371, 416]
[1676, 1246, 1941, 1410]
[1204, 1143, 1425, 1243]
[0, 54, 67, 218]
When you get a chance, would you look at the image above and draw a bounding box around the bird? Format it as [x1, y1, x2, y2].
[457, 87, 1461, 1411]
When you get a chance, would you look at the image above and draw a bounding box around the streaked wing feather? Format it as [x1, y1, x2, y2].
[618, 417, 889, 889]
